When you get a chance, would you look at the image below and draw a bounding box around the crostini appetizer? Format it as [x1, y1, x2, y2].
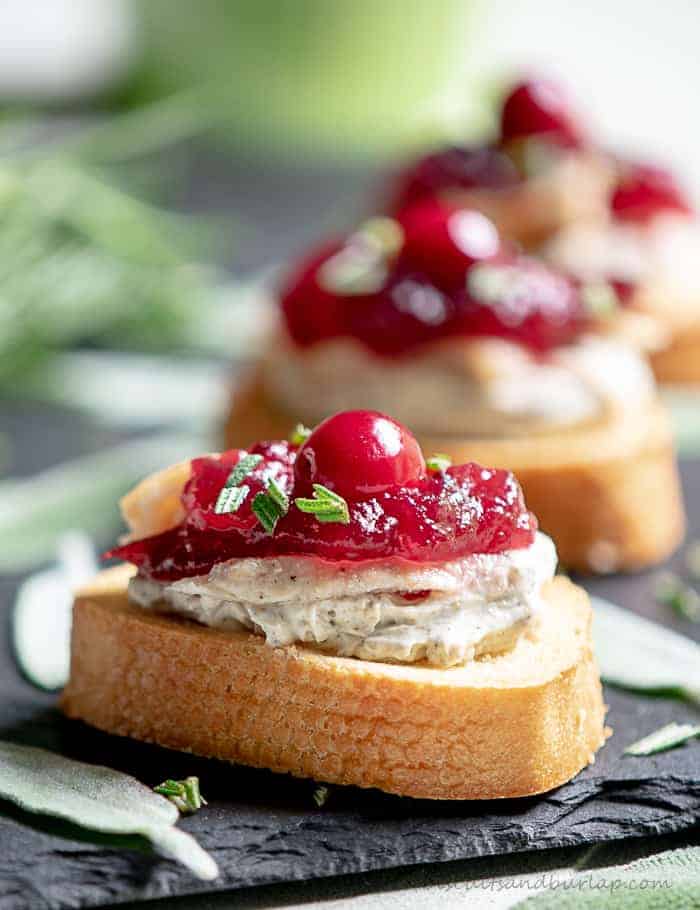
[387, 77, 614, 247]
[63, 411, 608, 800]
[545, 161, 700, 384]
[225, 201, 684, 573]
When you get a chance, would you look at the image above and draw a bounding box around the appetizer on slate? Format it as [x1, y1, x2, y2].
[225, 201, 684, 573]
[386, 77, 614, 247]
[545, 161, 700, 384]
[62, 411, 608, 800]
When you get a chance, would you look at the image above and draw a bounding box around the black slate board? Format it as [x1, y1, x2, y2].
[1, 464, 699, 910]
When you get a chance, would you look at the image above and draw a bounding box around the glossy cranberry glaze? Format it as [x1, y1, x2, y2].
[500, 78, 584, 149]
[397, 197, 504, 290]
[389, 145, 520, 212]
[108, 417, 537, 581]
[295, 411, 427, 499]
[280, 203, 585, 356]
[611, 163, 692, 223]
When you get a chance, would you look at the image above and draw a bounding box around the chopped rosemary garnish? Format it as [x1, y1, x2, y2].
[214, 453, 263, 515]
[357, 216, 404, 257]
[290, 423, 312, 446]
[581, 282, 619, 319]
[227, 453, 263, 488]
[295, 484, 350, 525]
[312, 784, 330, 808]
[625, 722, 700, 756]
[154, 776, 207, 814]
[214, 484, 249, 515]
[654, 572, 700, 622]
[426, 453, 452, 472]
[252, 478, 290, 535]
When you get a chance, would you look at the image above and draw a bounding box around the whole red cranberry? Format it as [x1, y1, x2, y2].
[397, 198, 504, 290]
[611, 163, 692, 223]
[294, 410, 427, 499]
[500, 78, 584, 149]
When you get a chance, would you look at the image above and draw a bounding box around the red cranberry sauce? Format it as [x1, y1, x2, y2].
[611, 163, 692, 224]
[280, 201, 586, 357]
[108, 412, 537, 581]
[388, 78, 586, 213]
[389, 145, 519, 213]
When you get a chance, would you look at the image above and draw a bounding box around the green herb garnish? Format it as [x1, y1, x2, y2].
[625, 722, 700, 756]
[295, 484, 350, 524]
[654, 572, 700, 622]
[357, 216, 404, 257]
[312, 784, 330, 808]
[214, 483, 249, 516]
[252, 478, 289, 534]
[581, 282, 619, 319]
[289, 423, 312, 446]
[154, 776, 207, 814]
[426, 453, 452, 472]
[214, 453, 263, 515]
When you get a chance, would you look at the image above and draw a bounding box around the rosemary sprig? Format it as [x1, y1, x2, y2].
[214, 453, 262, 515]
[426, 453, 452, 472]
[625, 723, 700, 756]
[654, 572, 700, 623]
[295, 484, 350, 525]
[154, 776, 207, 814]
[312, 784, 330, 808]
[289, 423, 312, 446]
[252, 478, 289, 534]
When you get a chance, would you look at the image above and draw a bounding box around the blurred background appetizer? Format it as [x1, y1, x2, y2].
[385, 77, 615, 248]
[545, 160, 700, 385]
[226, 199, 685, 573]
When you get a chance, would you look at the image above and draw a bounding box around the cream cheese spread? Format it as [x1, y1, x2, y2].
[263, 333, 654, 437]
[129, 532, 557, 667]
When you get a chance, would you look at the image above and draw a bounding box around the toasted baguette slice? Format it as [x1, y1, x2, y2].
[62, 566, 607, 801]
[650, 324, 700, 384]
[224, 371, 684, 574]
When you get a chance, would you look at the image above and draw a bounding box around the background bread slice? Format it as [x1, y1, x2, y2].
[650, 323, 700, 384]
[62, 567, 607, 801]
[224, 370, 684, 573]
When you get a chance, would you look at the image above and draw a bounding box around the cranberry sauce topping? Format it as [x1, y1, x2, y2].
[108, 411, 537, 581]
[611, 163, 692, 223]
[389, 145, 519, 213]
[388, 78, 586, 213]
[280, 201, 586, 357]
[500, 78, 585, 149]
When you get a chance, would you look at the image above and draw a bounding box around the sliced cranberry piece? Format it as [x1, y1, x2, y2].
[389, 145, 519, 213]
[397, 198, 504, 291]
[500, 78, 584, 149]
[295, 410, 427, 499]
[611, 163, 692, 223]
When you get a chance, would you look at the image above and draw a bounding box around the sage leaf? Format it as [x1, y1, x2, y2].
[591, 596, 700, 703]
[12, 532, 97, 690]
[625, 722, 700, 756]
[0, 431, 209, 573]
[0, 742, 218, 881]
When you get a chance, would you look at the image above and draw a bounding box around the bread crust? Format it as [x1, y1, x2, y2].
[62, 567, 607, 801]
[224, 371, 684, 573]
[650, 323, 700, 384]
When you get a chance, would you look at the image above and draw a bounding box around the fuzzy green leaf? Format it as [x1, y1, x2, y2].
[0, 743, 217, 880]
